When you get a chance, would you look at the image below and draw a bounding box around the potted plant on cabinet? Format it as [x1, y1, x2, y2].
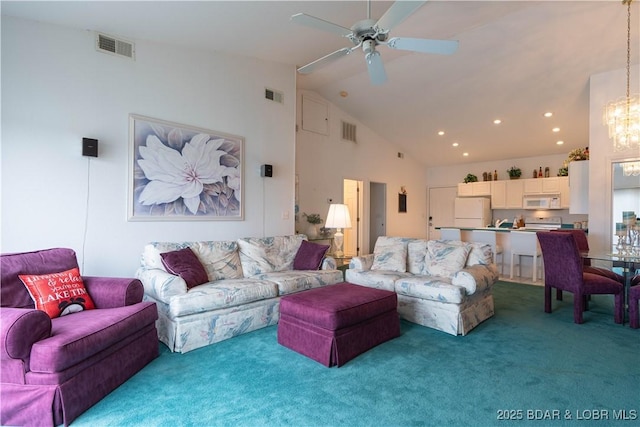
[507, 166, 522, 179]
[302, 213, 322, 239]
[463, 174, 478, 183]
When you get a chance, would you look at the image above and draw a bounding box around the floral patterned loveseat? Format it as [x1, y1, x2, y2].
[136, 234, 343, 353]
[346, 236, 499, 336]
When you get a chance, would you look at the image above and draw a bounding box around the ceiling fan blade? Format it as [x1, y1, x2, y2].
[365, 51, 387, 85]
[290, 13, 352, 37]
[375, 1, 427, 31]
[297, 48, 351, 74]
[387, 37, 459, 55]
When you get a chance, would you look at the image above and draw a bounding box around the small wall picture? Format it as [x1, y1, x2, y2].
[399, 193, 407, 213]
[128, 114, 243, 221]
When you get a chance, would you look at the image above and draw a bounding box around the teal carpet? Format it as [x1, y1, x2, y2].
[73, 281, 639, 427]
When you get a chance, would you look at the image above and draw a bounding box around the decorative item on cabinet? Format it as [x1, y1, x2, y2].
[544, 167, 550, 178]
[507, 166, 522, 179]
[483, 172, 488, 181]
[494, 170, 498, 181]
[463, 173, 478, 183]
[533, 169, 538, 178]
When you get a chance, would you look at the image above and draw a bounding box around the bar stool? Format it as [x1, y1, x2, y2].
[510, 231, 543, 282]
[471, 230, 504, 274]
[440, 228, 461, 241]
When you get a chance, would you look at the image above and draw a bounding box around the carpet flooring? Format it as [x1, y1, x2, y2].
[72, 281, 639, 427]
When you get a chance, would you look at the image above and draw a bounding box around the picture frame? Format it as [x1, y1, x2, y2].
[128, 114, 244, 221]
[398, 193, 407, 213]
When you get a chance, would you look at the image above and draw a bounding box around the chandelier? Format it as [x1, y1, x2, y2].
[622, 161, 640, 176]
[603, 0, 640, 152]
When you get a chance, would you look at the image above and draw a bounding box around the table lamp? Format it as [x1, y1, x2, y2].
[325, 204, 352, 257]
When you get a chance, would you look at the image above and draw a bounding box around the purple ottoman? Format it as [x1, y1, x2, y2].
[277, 282, 400, 367]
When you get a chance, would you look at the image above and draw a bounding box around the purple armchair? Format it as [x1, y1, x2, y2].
[1, 248, 159, 426]
[536, 232, 623, 325]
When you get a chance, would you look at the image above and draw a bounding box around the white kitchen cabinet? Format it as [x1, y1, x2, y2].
[569, 160, 588, 213]
[505, 179, 524, 208]
[523, 177, 562, 194]
[458, 181, 491, 197]
[559, 176, 570, 209]
[491, 181, 506, 208]
[523, 178, 542, 194]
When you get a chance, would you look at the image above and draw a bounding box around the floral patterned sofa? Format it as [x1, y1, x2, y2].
[136, 234, 343, 353]
[346, 236, 499, 336]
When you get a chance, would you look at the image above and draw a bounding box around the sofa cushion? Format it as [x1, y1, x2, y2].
[1, 248, 79, 309]
[372, 239, 408, 272]
[19, 268, 96, 319]
[160, 248, 208, 289]
[167, 279, 279, 317]
[437, 240, 493, 266]
[424, 241, 471, 278]
[344, 269, 413, 292]
[293, 240, 329, 270]
[193, 241, 243, 280]
[407, 240, 428, 274]
[29, 302, 158, 373]
[253, 270, 344, 296]
[237, 235, 304, 276]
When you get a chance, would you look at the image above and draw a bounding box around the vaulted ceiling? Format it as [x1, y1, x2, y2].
[3, 1, 638, 166]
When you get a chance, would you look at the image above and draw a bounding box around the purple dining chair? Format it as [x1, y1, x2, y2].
[551, 229, 624, 302]
[536, 232, 624, 325]
[630, 276, 640, 329]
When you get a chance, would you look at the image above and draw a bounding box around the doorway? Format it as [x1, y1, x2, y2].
[343, 179, 363, 256]
[428, 186, 457, 240]
[369, 182, 386, 253]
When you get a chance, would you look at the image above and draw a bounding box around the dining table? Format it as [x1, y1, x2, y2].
[583, 250, 639, 323]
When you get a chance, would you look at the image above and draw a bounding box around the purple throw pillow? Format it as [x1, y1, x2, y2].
[293, 240, 330, 270]
[160, 247, 209, 289]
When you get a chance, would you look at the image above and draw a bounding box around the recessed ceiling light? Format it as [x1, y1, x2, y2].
[452, 142, 459, 147]
[438, 131, 445, 136]
[552, 127, 560, 132]
[556, 140, 564, 145]
[493, 119, 502, 125]
[463, 152, 469, 157]
[544, 112, 553, 118]
[339, 91, 348, 98]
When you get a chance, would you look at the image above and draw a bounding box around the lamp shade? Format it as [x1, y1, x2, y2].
[325, 204, 352, 229]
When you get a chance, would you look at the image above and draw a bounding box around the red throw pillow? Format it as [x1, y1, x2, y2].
[293, 240, 330, 270]
[160, 247, 209, 289]
[19, 267, 96, 319]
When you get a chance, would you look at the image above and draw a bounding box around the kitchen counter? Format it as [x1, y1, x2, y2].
[438, 225, 577, 233]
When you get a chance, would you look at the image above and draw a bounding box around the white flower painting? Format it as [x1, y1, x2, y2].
[129, 115, 243, 220]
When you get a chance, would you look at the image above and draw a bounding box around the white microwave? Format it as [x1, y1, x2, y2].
[523, 196, 561, 210]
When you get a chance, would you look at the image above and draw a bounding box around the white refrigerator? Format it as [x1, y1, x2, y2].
[454, 197, 492, 228]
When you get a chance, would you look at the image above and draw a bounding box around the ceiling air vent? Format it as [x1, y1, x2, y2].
[265, 88, 283, 104]
[96, 33, 135, 60]
[342, 121, 357, 143]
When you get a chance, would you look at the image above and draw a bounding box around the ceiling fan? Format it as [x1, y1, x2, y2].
[291, 0, 459, 85]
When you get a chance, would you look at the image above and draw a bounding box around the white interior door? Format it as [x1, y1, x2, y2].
[428, 186, 457, 240]
[343, 179, 362, 256]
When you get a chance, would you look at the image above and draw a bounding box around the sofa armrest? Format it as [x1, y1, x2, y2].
[321, 256, 337, 270]
[135, 268, 188, 303]
[83, 277, 144, 308]
[349, 254, 374, 271]
[0, 308, 51, 362]
[451, 264, 499, 295]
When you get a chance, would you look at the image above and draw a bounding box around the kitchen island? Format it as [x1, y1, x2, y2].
[436, 224, 580, 283]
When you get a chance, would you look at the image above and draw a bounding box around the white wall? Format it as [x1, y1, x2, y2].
[589, 64, 640, 253]
[295, 90, 429, 252]
[1, 16, 297, 276]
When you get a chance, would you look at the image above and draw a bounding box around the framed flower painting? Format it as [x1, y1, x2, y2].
[128, 114, 244, 221]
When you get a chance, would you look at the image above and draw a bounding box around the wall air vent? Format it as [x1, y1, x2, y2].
[265, 88, 283, 104]
[342, 121, 357, 143]
[96, 33, 135, 60]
